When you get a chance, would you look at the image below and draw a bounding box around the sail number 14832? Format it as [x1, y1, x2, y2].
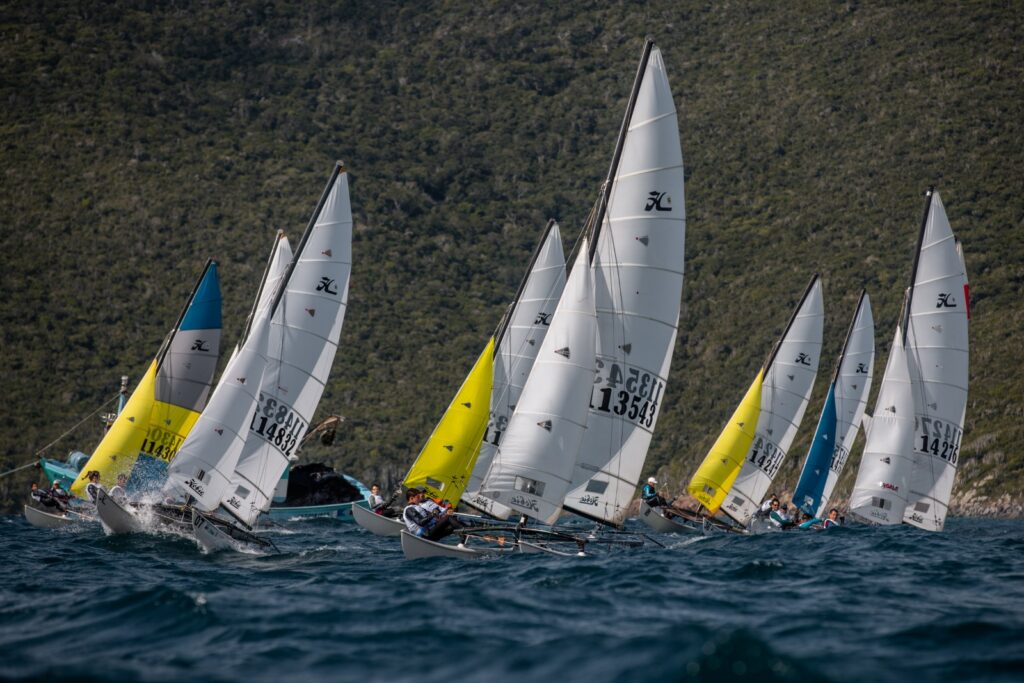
[249, 394, 307, 456]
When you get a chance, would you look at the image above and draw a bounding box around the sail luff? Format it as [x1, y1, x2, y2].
[903, 187, 935, 345]
[154, 259, 217, 370]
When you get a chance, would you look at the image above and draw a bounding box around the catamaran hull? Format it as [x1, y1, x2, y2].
[192, 510, 272, 554]
[400, 530, 517, 560]
[352, 503, 404, 536]
[638, 501, 705, 534]
[23, 504, 89, 529]
[95, 490, 145, 534]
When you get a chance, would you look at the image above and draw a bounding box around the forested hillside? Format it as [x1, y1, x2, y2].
[2, 1, 1021, 513]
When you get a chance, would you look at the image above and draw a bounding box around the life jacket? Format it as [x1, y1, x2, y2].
[642, 484, 656, 502]
[823, 518, 839, 529]
[403, 504, 435, 536]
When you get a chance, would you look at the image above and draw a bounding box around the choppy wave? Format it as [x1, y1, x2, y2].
[1, 516, 1022, 682]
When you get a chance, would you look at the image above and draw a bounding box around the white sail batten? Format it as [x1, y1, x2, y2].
[719, 277, 824, 526]
[850, 327, 916, 524]
[480, 242, 597, 525]
[562, 46, 687, 526]
[463, 222, 567, 518]
[165, 315, 272, 512]
[818, 293, 875, 517]
[902, 192, 969, 531]
[225, 165, 353, 528]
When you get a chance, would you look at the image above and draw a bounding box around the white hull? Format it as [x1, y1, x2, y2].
[191, 510, 271, 554]
[352, 503, 404, 536]
[637, 501, 704, 535]
[23, 504, 86, 529]
[400, 530, 517, 560]
[96, 490, 145, 535]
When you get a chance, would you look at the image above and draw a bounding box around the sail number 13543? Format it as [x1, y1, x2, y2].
[590, 359, 665, 429]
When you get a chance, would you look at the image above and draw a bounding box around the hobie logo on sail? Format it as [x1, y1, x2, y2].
[227, 496, 241, 509]
[795, 353, 812, 366]
[579, 494, 599, 506]
[509, 495, 539, 512]
[936, 293, 957, 308]
[186, 478, 206, 497]
[881, 482, 899, 492]
[191, 339, 210, 352]
[534, 312, 552, 326]
[316, 276, 338, 295]
[644, 191, 672, 212]
[856, 363, 869, 374]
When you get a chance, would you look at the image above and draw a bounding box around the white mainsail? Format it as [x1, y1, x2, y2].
[224, 163, 353, 528]
[165, 315, 272, 512]
[902, 191, 969, 531]
[225, 232, 293, 370]
[480, 241, 597, 525]
[849, 325, 916, 524]
[561, 43, 687, 526]
[463, 221, 567, 518]
[718, 276, 824, 526]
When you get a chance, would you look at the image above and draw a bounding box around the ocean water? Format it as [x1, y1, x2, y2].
[1, 514, 1022, 683]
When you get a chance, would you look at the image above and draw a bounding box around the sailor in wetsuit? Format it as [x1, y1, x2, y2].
[84, 470, 103, 504]
[822, 508, 841, 529]
[402, 488, 456, 541]
[367, 484, 385, 512]
[48, 481, 70, 512]
[642, 477, 670, 508]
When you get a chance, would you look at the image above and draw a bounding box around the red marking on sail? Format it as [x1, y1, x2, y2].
[964, 283, 971, 321]
[322, 249, 332, 257]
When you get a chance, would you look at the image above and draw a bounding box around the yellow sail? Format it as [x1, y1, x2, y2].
[71, 361, 158, 498]
[404, 337, 495, 504]
[687, 368, 764, 514]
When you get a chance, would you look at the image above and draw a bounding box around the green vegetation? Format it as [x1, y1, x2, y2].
[1, 1, 1021, 512]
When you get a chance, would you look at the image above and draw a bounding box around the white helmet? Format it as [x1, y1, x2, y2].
[647, 476, 657, 485]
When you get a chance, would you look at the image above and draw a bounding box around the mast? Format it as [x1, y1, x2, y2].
[268, 161, 345, 318]
[831, 289, 868, 384]
[493, 219, 558, 350]
[154, 258, 217, 369]
[588, 37, 656, 263]
[239, 229, 285, 345]
[902, 186, 934, 344]
[762, 273, 820, 372]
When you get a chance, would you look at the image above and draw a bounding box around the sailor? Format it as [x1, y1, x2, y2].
[767, 500, 794, 529]
[29, 482, 44, 503]
[402, 489, 455, 541]
[822, 508, 841, 529]
[109, 474, 129, 505]
[641, 476, 670, 508]
[367, 484, 385, 512]
[755, 493, 777, 520]
[84, 470, 103, 503]
[49, 481, 70, 512]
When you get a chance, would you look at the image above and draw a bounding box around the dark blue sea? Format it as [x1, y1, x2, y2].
[1, 515, 1022, 682]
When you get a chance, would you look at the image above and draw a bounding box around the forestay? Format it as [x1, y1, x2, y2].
[463, 221, 566, 518]
[717, 276, 824, 526]
[72, 261, 222, 498]
[849, 326, 915, 524]
[902, 191, 969, 532]
[403, 338, 494, 505]
[481, 241, 597, 525]
[225, 163, 353, 528]
[562, 43, 687, 526]
[793, 292, 874, 517]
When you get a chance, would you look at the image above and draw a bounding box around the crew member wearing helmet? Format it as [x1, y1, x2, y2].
[641, 476, 670, 509]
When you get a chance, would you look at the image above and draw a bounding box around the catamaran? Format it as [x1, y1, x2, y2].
[791, 291, 874, 519]
[352, 220, 567, 537]
[402, 36, 688, 558]
[680, 274, 824, 534]
[850, 189, 968, 531]
[162, 162, 352, 552]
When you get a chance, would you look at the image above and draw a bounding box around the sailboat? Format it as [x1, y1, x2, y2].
[850, 189, 968, 531]
[96, 237, 290, 535]
[902, 190, 969, 531]
[353, 220, 566, 537]
[402, 37, 687, 558]
[791, 291, 874, 518]
[684, 275, 824, 532]
[165, 161, 352, 552]
[848, 316, 915, 524]
[403, 239, 596, 559]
